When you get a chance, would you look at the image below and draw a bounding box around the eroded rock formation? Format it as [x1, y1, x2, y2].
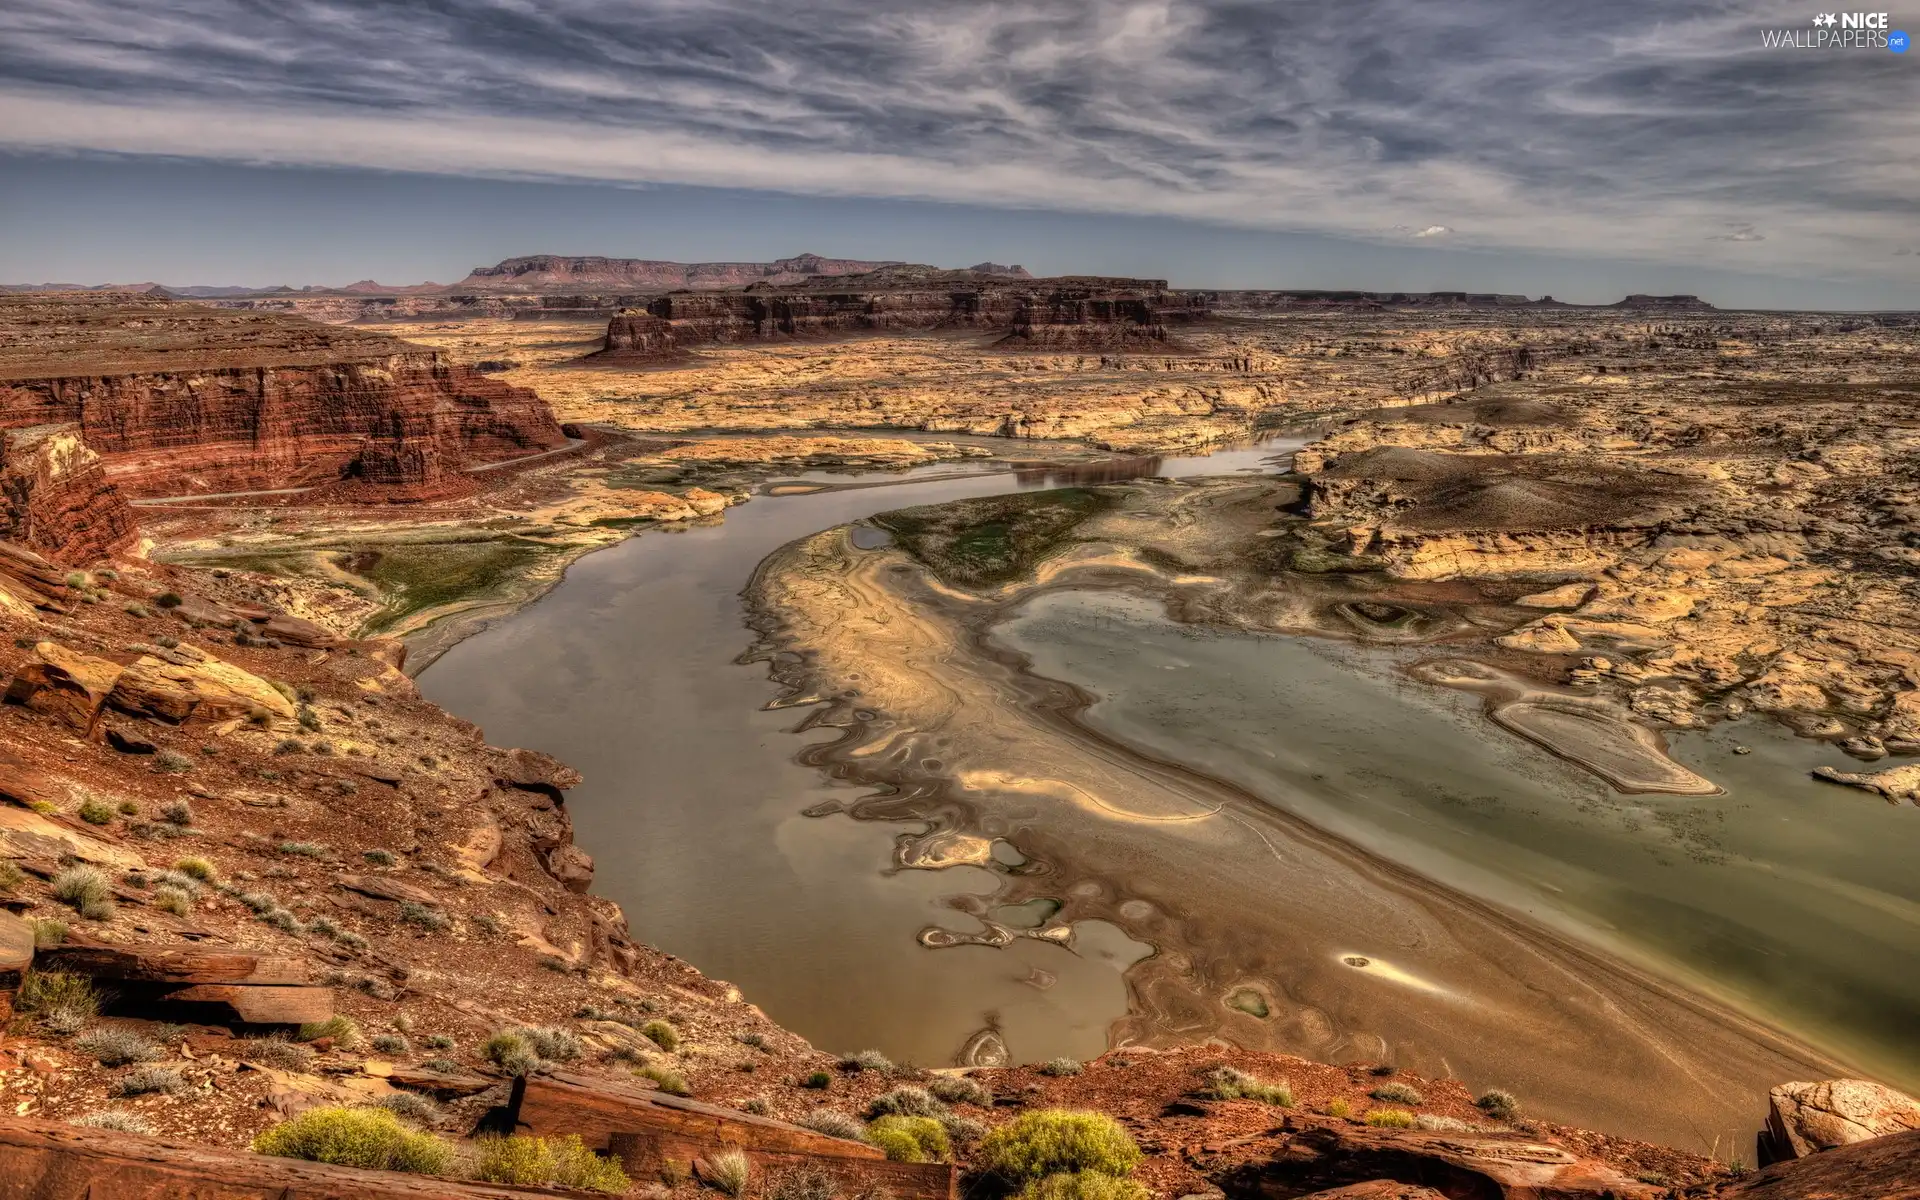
[0, 293, 566, 500]
[0, 423, 137, 563]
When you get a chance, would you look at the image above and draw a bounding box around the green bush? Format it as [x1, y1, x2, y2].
[153, 885, 193, 916]
[171, 856, 217, 882]
[976, 1111, 1141, 1185]
[1475, 1088, 1519, 1120]
[1038, 1057, 1083, 1077]
[1365, 1109, 1416, 1128]
[841, 1048, 892, 1073]
[252, 1106, 453, 1174]
[803, 1070, 832, 1089]
[1369, 1081, 1422, 1105]
[637, 1063, 691, 1096]
[52, 866, 111, 911]
[485, 1030, 539, 1076]
[371, 1034, 410, 1054]
[0, 861, 21, 890]
[865, 1115, 951, 1163]
[77, 798, 117, 825]
[1018, 1173, 1152, 1200]
[640, 1019, 679, 1051]
[30, 918, 67, 948]
[1205, 1066, 1293, 1106]
[296, 1015, 363, 1050]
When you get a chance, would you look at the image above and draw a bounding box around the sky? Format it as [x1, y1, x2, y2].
[1, 1, 1916, 308]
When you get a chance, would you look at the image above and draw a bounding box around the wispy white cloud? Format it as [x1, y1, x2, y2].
[0, 0, 1914, 280]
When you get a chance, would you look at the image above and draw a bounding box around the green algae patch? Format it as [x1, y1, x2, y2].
[875, 487, 1117, 587]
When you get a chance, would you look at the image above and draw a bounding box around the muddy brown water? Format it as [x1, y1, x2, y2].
[418, 439, 1291, 1067]
[419, 433, 1917, 1112]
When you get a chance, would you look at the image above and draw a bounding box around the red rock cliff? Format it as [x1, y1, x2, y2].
[0, 423, 138, 563]
[0, 293, 566, 500]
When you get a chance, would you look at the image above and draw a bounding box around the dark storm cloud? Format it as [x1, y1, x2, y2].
[1, 0, 1914, 277]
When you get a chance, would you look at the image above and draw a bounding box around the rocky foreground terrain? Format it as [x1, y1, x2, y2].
[0, 284, 1916, 1195]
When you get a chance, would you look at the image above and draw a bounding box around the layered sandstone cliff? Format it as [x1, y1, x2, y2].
[455, 252, 903, 291]
[0, 424, 138, 563]
[0, 293, 566, 500]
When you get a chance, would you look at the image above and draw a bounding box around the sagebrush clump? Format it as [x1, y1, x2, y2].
[1203, 1066, 1293, 1106]
[1370, 1081, 1423, 1105]
[1365, 1108, 1416, 1128]
[976, 1110, 1141, 1185]
[252, 1107, 453, 1174]
[472, 1134, 629, 1192]
[799, 1109, 866, 1141]
[1476, 1088, 1520, 1120]
[865, 1115, 951, 1163]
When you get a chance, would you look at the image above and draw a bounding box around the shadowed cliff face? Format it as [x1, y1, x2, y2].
[0, 293, 566, 500]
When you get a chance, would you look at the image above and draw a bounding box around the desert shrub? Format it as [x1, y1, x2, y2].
[802, 1070, 833, 1089]
[379, 1091, 439, 1125]
[941, 1113, 988, 1144]
[1415, 1114, 1477, 1132]
[73, 1111, 154, 1133]
[31, 918, 68, 947]
[251, 1106, 452, 1174]
[296, 1015, 363, 1050]
[422, 1057, 462, 1073]
[398, 901, 450, 931]
[703, 1147, 753, 1196]
[867, 1085, 947, 1119]
[153, 591, 182, 608]
[78, 1026, 161, 1066]
[418, 1034, 452, 1051]
[372, 1034, 410, 1054]
[865, 1115, 950, 1163]
[485, 1030, 539, 1076]
[0, 861, 21, 890]
[520, 1026, 581, 1061]
[125, 603, 151, 618]
[976, 1110, 1141, 1185]
[119, 799, 141, 815]
[242, 1037, 315, 1071]
[16, 970, 100, 1031]
[929, 1075, 993, 1106]
[153, 749, 194, 774]
[474, 1134, 550, 1184]
[768, 1163, 838, 1200]
[77, 798, 116, 825]
[1365, 1109, 1416, 1128]
[153, 885, 194, 916]
[52, 865, 111, 911]
[117, 1066, 189, 1097]
[277, 841, 327, 858]
[799, 1108, 867, 1141]
[65, 571, 89, 588]
[262, 907, 303, 933]
[171, 856, 217, 882]
[736, 1030, 768, 1050]
[1018, 1172, 1152, 1200]
[298, 706, 322, 732]
[842, 1048, 892, 1073]
[636, 1063, 690, 1095]
[1204, 1066, 1293, 1106]
[1038, 1057, 1083, 1077]
[234, 890, 276, 913]
[161, 799, 193, 825]
[1475, 1088, 1519, 1120]
[640, 1019, 679, 1051]
[1369, 1081, 1423, 1105]
[151, 868, 204, 896]
[741, 1096, 770, 1115]
[363, 849, 396, 866]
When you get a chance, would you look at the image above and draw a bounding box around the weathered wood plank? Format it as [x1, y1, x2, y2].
[514, 1071, 886, 1161]
[36, 944, 307, 985]
[159, 983, 333, 1024]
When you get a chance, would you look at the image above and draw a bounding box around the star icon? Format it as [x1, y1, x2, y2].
[1813, 12, 1837, 25]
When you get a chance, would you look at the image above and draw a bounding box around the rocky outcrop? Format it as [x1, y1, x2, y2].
[1761, 1079, 1920, 1162]
[0, 293, 566, 500]
[0, 424, 137, 563]
[1710, 1128, 1920, 1198]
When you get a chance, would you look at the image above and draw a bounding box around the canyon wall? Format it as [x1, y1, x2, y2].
[0, 293, 566, 502]
[0, 423, 138, 563]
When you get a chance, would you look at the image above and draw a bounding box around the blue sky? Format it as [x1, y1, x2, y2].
[2, 1, 1916, 308]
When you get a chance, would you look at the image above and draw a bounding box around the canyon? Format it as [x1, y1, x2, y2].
[0, 276, 1915, 1199]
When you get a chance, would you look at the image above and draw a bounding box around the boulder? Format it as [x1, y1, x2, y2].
[497, 747, 583, 799]
[1515, 582, 1594, 609]
[1495, 617, 1581, 653]
[544, 843, 596, 893]
[1763, 1079, 1920, 1161]
[1810, 764, 1920, 805]
[1719, 1127, 1920, 1198]
[107, 651, 295, 726]
[4, 642, 124, 731]
[258, 613, 338, 647]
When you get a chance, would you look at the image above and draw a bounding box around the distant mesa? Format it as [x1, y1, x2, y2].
[453, 253, 909, 292]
